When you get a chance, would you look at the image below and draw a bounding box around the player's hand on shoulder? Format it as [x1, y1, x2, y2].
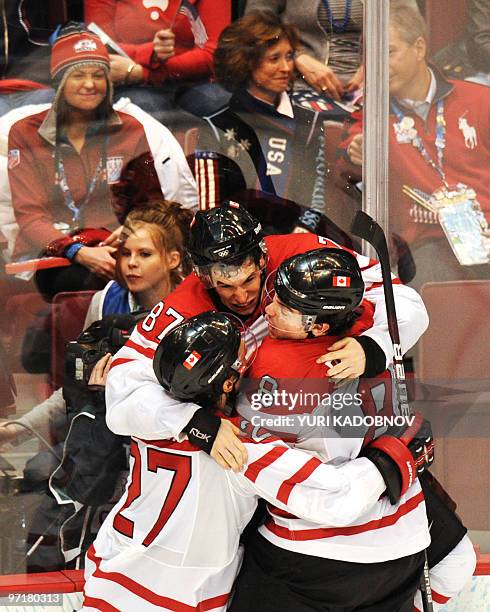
[317, 337, 366, 382]
[210, 420, 248, 473]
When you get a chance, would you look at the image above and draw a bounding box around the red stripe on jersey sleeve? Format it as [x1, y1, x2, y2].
[432, 590, 450, 604]
[265, 490, 425, 540]
[267, 504, 297, 519]
[110, 357, 135, 369]
[276, 457, 322, 504]
[82, 596, 120, 612]
[87, 546, 231, 611]
[125, 339, 156, 359]
[244, 446, 289, 483]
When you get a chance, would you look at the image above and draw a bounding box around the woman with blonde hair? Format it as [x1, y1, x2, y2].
[88, 199, 193, 318]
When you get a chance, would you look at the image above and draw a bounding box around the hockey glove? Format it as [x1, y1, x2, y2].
[361, 412, 434, 504]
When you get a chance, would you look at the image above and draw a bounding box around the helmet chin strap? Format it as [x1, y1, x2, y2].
[222, 379, 240, 416]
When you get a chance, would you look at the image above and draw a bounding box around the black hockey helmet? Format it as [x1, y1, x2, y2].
[153, 312, 252, 405]
[189, 202, 268, 286]
[273, 248, 364, 326]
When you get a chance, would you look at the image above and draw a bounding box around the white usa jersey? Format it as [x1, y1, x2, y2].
[83, 430, 388, 611]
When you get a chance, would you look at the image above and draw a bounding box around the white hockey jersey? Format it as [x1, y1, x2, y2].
[83, 433, 387, 612]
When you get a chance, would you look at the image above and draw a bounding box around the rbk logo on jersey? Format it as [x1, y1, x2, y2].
[333, 276, 350, 287]
[183, 351, 201, 370]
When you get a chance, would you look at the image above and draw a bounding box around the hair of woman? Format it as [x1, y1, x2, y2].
[117, 200, 194, 289]
[214, 11, 300, 92]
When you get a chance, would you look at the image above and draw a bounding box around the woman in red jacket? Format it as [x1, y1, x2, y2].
[8, 23, 163, 297]
[84, 0, 231, 116]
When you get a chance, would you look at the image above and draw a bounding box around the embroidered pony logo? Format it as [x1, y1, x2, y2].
[458, 116, 477, 149]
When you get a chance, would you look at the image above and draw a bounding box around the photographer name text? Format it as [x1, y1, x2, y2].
[250, 414, 416, 429]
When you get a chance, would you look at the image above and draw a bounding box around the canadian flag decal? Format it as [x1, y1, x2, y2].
[183, 350, 202, 370]
[333, 276, 350, 287]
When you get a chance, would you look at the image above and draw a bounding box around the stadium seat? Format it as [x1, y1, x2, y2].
[418, 280, 490, 530]
[425, 0, 470, 54]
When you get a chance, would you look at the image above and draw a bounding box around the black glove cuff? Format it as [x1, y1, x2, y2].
[361, 446, 402, 505]
[183, 408, 221, 454]
[357, 336, 387, 378]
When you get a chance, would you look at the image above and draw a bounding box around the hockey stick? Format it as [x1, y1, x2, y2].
[350, 210, 434, 612]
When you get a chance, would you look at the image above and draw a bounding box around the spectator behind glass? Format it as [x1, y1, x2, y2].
[244, 1, 421, 100]
[83, 0, 232, 116]
[105, 198, 194, 314]
[245, 0, 364, 100]
[7, 23, 163, 298]
[339, 3, 490, 289]
[197, 11, 328, 220]
[0, 199, 193, 571]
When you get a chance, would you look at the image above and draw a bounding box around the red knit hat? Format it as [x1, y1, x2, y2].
[51, 31, 110, 80]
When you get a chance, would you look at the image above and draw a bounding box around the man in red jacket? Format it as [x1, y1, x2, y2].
[340, 3, 490, 289]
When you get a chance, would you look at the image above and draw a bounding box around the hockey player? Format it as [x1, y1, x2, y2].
[106, 203, 429, 472]
[231, 248, 475, 611]
[83, 311, 433, 612]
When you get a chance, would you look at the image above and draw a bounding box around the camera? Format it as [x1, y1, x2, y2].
[63, 312, 148, 413]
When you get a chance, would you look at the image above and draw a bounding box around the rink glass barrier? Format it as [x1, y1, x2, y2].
[0, 1, 488, 596]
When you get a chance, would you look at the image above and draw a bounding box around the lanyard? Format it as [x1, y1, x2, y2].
[321, 0, 353, 34]
[55, 134, 108, 225]
[391, 99, 448, 186]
